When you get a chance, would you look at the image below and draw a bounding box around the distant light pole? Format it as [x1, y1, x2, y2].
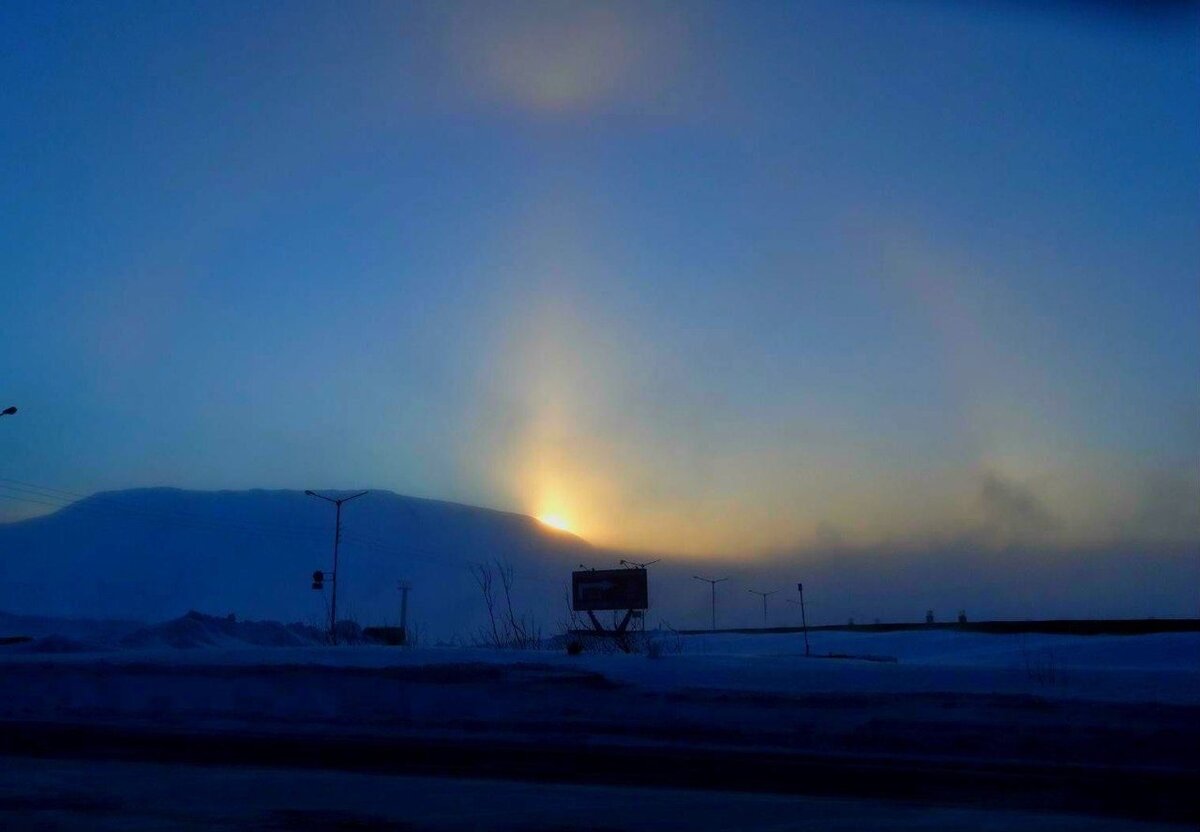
[620, 558, 660, 569]
[1, 406, 16, 417]
[306, 489, 368, 644]
[397, 581, 412, 645]
[694, 576, 728, 631]
[748, 589, 781, 626]
[788, 583, 811, 656]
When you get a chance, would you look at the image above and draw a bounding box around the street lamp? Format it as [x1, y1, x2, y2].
[748, 588, 782, 625]
[305, 489, 368, 644]
[620, 559, 660, 569]
[694, 576, 729, 631]
[787, 582, 811, 657]
[1, 406, 16, 417]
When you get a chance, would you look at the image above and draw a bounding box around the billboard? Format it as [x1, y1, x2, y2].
[571, 569, 649, 612]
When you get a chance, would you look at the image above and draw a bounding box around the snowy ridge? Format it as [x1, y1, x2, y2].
[0, 488, 590, 640]
[117, 611, 328, 650]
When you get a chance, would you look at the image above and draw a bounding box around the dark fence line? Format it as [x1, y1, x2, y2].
[677, 618, 1200, 637]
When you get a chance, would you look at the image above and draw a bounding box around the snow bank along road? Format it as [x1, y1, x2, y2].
[0, 629, 1196, 824]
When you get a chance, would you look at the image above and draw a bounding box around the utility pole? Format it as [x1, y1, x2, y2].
[693, 576, 728, 631]
[397, 581, 411, 643]
[792, 583, 810, 656]
[786, 600, 808, 650]
[305, 490, 368, 644]
[748, 589, 781, 626]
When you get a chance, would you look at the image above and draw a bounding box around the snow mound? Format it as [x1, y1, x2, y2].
[0, 634, 101, 653]
[12, 634, 102, 653]
[118, 611, 327, 650]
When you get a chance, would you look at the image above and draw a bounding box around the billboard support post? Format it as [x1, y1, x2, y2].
[571, 569, 649, 653]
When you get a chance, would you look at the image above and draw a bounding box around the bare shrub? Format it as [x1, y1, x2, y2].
[573, 633, 625, 654]
[645, 629, 685, 659]
[1018, 634, 1066, 688]
[471, 561, 502, 647]
[470, 560, 542, 649]
[559, 590, 587, 635]
[559, 590, 589, 655]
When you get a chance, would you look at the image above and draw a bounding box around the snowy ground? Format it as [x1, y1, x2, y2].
[4, 619, 1195, 703]
[1, 618, 1196, 825]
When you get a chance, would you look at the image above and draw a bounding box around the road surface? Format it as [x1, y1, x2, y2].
[0, 756, 1189, 832]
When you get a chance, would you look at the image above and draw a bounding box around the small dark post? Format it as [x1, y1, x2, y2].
[398, 581, 411, 644]
[798, 582, 810, 657]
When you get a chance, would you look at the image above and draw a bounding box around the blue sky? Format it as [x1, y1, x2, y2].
[2, 0, 1197, 554]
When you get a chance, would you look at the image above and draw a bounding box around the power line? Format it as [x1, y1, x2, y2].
[0, 477, 320, 536]
[0, 477, 327, 536]
[0, 479, 326, 541]
[0, 486, 324, 546]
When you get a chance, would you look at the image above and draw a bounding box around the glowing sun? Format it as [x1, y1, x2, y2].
[538, 514, 571, 532]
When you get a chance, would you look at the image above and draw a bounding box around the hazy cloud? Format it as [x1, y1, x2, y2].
[977, 470, 1058, 545]
[445, 1, 691, 115]
[1121, 469, 1200, 544]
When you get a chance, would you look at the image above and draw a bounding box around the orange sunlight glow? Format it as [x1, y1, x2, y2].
[538, 514, 572, 532]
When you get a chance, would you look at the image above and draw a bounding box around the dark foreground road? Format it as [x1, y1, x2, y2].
[0, 755, 1191, 832]
[0, 721, 1196, 827]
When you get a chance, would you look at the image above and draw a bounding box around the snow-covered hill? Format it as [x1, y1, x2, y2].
[0, 488, 590, 639]
[2, 488, 1197, 638]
